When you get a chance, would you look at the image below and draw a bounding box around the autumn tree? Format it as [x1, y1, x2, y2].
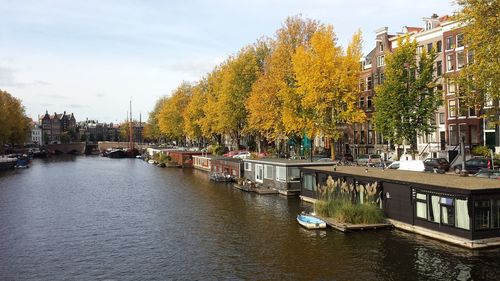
[454, 0, 500, 138]
[455, 0, 499, 102]
[373, 36, 442, 157]
[157, 82, 192, 144]
[183, 79, 208, 144]
[0, 89, 30, 154]
[144, 97, 167, 143]
[293, 27, 365, 159]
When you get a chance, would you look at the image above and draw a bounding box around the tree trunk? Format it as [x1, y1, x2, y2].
[330, 142, 336, 160]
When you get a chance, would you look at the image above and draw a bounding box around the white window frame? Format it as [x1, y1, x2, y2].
[376, 55, 385, 67]
[276, 166, 286, 182]
[264, 164, 273, 180]
[446, 54, 454, 72]
[255, 164, 263, 183]
[456, 51, 465, 70]
[244, 162, 251, 171]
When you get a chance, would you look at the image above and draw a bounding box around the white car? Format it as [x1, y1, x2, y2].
[386, 160, 425, 172]
[233, 151, 251, 159]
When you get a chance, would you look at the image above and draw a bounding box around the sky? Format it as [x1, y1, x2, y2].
[0, 0, 458, 124]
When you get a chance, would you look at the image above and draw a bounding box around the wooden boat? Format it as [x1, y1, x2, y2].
[297, 214, 327, 229]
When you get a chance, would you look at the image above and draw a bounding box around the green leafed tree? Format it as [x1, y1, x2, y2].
[373, 36, 442, 157]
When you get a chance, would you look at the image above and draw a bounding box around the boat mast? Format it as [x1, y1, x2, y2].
[129, 100, 134, 150]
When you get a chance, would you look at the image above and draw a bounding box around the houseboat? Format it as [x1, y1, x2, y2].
[192, 155, 214, 172]
[242, 158, 335, 196]
[299, 166, 500, 249]
[210, 157, 243, 181]
[169, 151, 205, 168]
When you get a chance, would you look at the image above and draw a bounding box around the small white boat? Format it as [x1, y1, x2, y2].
[148, 160, 156, 164]
[297, 214, 327, 229]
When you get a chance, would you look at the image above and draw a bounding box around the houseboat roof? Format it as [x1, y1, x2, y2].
[213, 157, 242, 163]
[243, 158, 335, 167]
[301, 166, 500, 190]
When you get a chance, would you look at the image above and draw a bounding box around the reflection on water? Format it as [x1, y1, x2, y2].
[0, 156, 499, 280]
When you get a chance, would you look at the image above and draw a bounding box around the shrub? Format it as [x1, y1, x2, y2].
[472, 145, 490, 157]
[314, 197, 384, 224]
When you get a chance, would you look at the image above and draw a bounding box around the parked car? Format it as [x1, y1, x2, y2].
[453, 157, 497, 174]
[474, 169, 500, 179]
[423, 158, 450, 174]
[233, 151, 251, 159]
[223, 150, 244, 157]
[356, 154, 382, 167]
[315, 158, 335, 163]
[386, 160, 425, 172]
[341, 153, 354, 162]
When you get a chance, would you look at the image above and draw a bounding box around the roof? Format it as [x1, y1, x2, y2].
[300, 166, 500, 191]
[243, 158, 335, 167]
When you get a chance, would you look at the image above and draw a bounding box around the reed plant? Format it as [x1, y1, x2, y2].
[314, 176, 385, 224]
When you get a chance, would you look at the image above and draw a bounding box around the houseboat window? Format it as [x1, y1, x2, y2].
[455, 199, 470, 230]
[264, 165, 273, 180]
[276, 166, 286, 182]
[255, 164, 264, 183]
[429, 195, 440, 223]
[440, 197, 454, 226]
[475, 200, 491, 230]
[416, 193, 428, 219]
[288, 167, 301, 181]
[244, 162, 251, 171]
[303, 174, 316, 191]
[492, 200, 500, 229]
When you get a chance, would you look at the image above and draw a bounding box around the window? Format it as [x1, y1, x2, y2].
[492, 199, 500, 229]
[276, 166, 286, 182]
[469, 106, 476, 117]
[440, 197, 454, 226]
[456, 51, 465, 69]
[455, 199, 470, 230]
[376, 55, 385, 67]
[427, 43, 433, 53]
[429, 195, 440, 223]
[379, 73, 385, 84]
[467, 50, 474, 64]
[436, 40, 442, 52]
[288, 167, 301, 181]
[456, 33, 464, 48]
[458, 99, 468, 117]
[448, 99, 456, 118]
[379, 42, 384, 52]
[446, 54, 454, 71]
[416, 193, 428, 219]
[436, 61, 442, 76]
[264, 165, 273, 180]
[447, 81, 456, 94]
[303, 174, 316, 191]
[417, 45, 424, 54]
[244, 162, 251, 171]
[475, 200, 490, 230]
[359, 78, 365, 91]
[446, 36, 454, 50]
[255, 164, 263, 183]
[449, 125, 458, 145]
[367, 96, 373, 108]
[439, 112, 445, 124]
[359, 97, 365, 109]
[366, 77, 372, 90]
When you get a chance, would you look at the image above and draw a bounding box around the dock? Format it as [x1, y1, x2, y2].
[233, 184, 279, 195]
[314, 215, 393, 232]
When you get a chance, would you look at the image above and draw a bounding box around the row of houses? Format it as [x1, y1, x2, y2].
[341, 14, 499, 160]
[142, 149, 500, 249]
[28, 112, 144, 145]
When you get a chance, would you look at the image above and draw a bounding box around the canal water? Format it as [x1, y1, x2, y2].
[0, 156, 499, 280]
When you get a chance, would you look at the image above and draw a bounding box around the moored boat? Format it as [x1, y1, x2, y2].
[297, 214, 327, 229]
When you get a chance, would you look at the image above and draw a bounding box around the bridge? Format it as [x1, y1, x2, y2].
[97, 141, 149, 153]
[47, 143, 86, 154]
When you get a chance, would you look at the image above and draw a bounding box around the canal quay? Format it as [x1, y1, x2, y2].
[1, 156, 500, 280]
